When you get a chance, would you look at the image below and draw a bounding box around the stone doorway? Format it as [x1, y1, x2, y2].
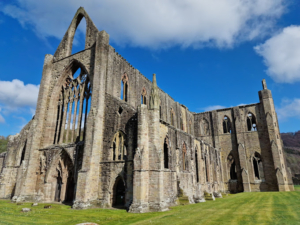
[112, 177, 125, 208]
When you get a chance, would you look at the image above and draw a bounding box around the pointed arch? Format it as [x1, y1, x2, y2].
[110, 130, 127, 161]
[112, 176, 126, 207]
[247, 112, 257, 131]
[223, 115, 232, 134]
[164, 136, 169, 169]
[252, 152, 264, 180]
[227, 153, 237, 180]
[53, 7, 99, 60]
[141, 87, 147, 105]
[121, 73, 129, 102]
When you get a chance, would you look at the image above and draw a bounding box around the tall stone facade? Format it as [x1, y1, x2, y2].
[0, 8, 294, 212]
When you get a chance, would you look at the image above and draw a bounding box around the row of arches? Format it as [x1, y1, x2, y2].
[227, 152, 264, 181]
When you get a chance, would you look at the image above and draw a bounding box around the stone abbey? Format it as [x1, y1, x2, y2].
[0, 8, 294, 213]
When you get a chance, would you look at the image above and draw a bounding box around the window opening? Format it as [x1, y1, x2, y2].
[112, 177, 125, 207]
[20, 140, 27, 165]
[141, 87, 147, 105]
[111, 131, 126, 161]
[205, 156, 209, 182]
[71, 16, 87, 55]
[182, 143, 187, 171]
[164, 137, 169, 169]
[223, 116, 232, 134]
[247, 113, 257, 131]
[253, 152, 264, 180]
[121, 73, 128, 102]
[54, 67, 91, 144]
[195, 147, 199, 182]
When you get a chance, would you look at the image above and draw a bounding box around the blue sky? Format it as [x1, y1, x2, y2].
[0, 0, 300, 136]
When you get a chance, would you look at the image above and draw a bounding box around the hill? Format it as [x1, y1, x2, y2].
[281, 131, 300, 185]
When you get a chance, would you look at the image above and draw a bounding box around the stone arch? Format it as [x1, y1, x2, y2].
[141, 87, 147, 105]
[111, 175, 126, 207]
[44, 149, 75, 203]
[53, 7, 99, 60]
[121, 73, 129, 102]
[247, 112, 257, 131]
[110, 130, 127, 161]
[227, 153, 237, 180]
[47, 59, 92, 145]
[200, 118, 209, 136]
[223, 115, 232, 134]
[252, 152, 264, 180]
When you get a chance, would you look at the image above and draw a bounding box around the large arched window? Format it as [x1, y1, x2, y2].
[227, 154, 237, 180]
[141, 87, 147, 105]
[120, 73, 128, 102]
[170, 108, 175, 126]
[223, 116, 232, 134]
[247, 112, 257, 131]
[182, 143, 187, 171]
[54, 67, 91, 144]
[164, 137, 169, 169]
[111, 131, 127, 161]
[253, 152, 264, 180]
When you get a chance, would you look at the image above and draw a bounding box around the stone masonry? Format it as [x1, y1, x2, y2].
[0, 7, 294, 213]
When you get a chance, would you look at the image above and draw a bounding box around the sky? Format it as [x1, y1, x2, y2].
[0, 0, 300, 136]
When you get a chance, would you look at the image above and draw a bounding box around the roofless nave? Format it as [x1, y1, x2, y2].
[0, 7, 294, 213]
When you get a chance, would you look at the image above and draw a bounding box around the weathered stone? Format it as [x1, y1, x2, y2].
[21, 208, 31, 212]
[0, 7, 294, 214]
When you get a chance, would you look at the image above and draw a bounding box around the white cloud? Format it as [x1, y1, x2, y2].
[202, 105, 227, 111]
[0, 79, 39, 111]
[277, 98, 300, 120]
[254, 26, 300, 83]
[1, 0, 286, 48]
[0, 114, 5, 123]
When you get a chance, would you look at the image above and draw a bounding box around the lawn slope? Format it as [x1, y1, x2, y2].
[0, 189, 299, 225]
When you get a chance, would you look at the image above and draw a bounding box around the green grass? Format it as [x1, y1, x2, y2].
[0, 189, 300, 225]
[295, 185, 300, 191]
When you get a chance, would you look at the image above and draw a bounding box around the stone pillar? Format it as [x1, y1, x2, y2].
[129, 105, 149, 213]
[14, 54, 54, 201]
[73, 30, 109, 208]
[259, 79, 291, 191]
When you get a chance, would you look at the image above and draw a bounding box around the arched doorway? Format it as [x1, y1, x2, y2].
[112, 177, 126, 208]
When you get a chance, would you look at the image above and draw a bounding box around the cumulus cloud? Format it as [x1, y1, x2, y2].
[1, 0, 286, 48]
[254, 26, 300, 83]
[277, 98, 300, 120]
[0, 79, 39, 111]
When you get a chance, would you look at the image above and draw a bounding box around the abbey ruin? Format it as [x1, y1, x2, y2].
[0, 8, 294, 213]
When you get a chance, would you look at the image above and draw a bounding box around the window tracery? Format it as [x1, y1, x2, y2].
[54, 68, 91, 144]
[112, 131, 127, 161]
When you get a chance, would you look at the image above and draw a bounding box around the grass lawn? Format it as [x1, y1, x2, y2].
[0, 187, 300, 225]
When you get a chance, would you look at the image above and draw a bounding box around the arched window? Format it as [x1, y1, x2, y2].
[111, 131, 126, 161]
[159, 104, 162, 119]
[247, 112, 257, 131]
[141, 87, 147, 105]
[200, 119, 209, 136]
[170, 108, 175, 126]
[19, 140, 27, 165]
[120, 73, 128, 102]
[71, 16, 87, 55]
[223, 116, 232, 134]
[164, 137, 169, 169]
[182, 143, 187, 171]
[54, 66, 92, 144]
[227, 154, 237, 180]
[180, 115, 184, 130]
[205, 155, 209, 182]
[253, 152, 264, 180]
[195, 146, 199, 183]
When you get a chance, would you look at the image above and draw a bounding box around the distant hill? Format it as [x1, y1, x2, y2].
[281, 131, 300, 185]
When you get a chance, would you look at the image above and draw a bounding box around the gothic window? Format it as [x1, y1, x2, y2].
[247, 112, 257, 131]
[223, 116, 232, 134]
[53, 67, 92, 145]
[195, 146, 199, 183]
[180, 115, 184, 130]
[120, 73, 128, 102]
[205, 155, 209, 182]
[182, 143, 187, 171]
[141, 87, 147, 105]
[20, 140, 27, 165]
[170, 108, 175, 126]
[253, 152, 264, 180]
[71, 16, 87, 55]
[164, 137, 169, 169]
[227, 154, 237, 180]
[200, 119, 209, 136]
[111, 131, 126, 161]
